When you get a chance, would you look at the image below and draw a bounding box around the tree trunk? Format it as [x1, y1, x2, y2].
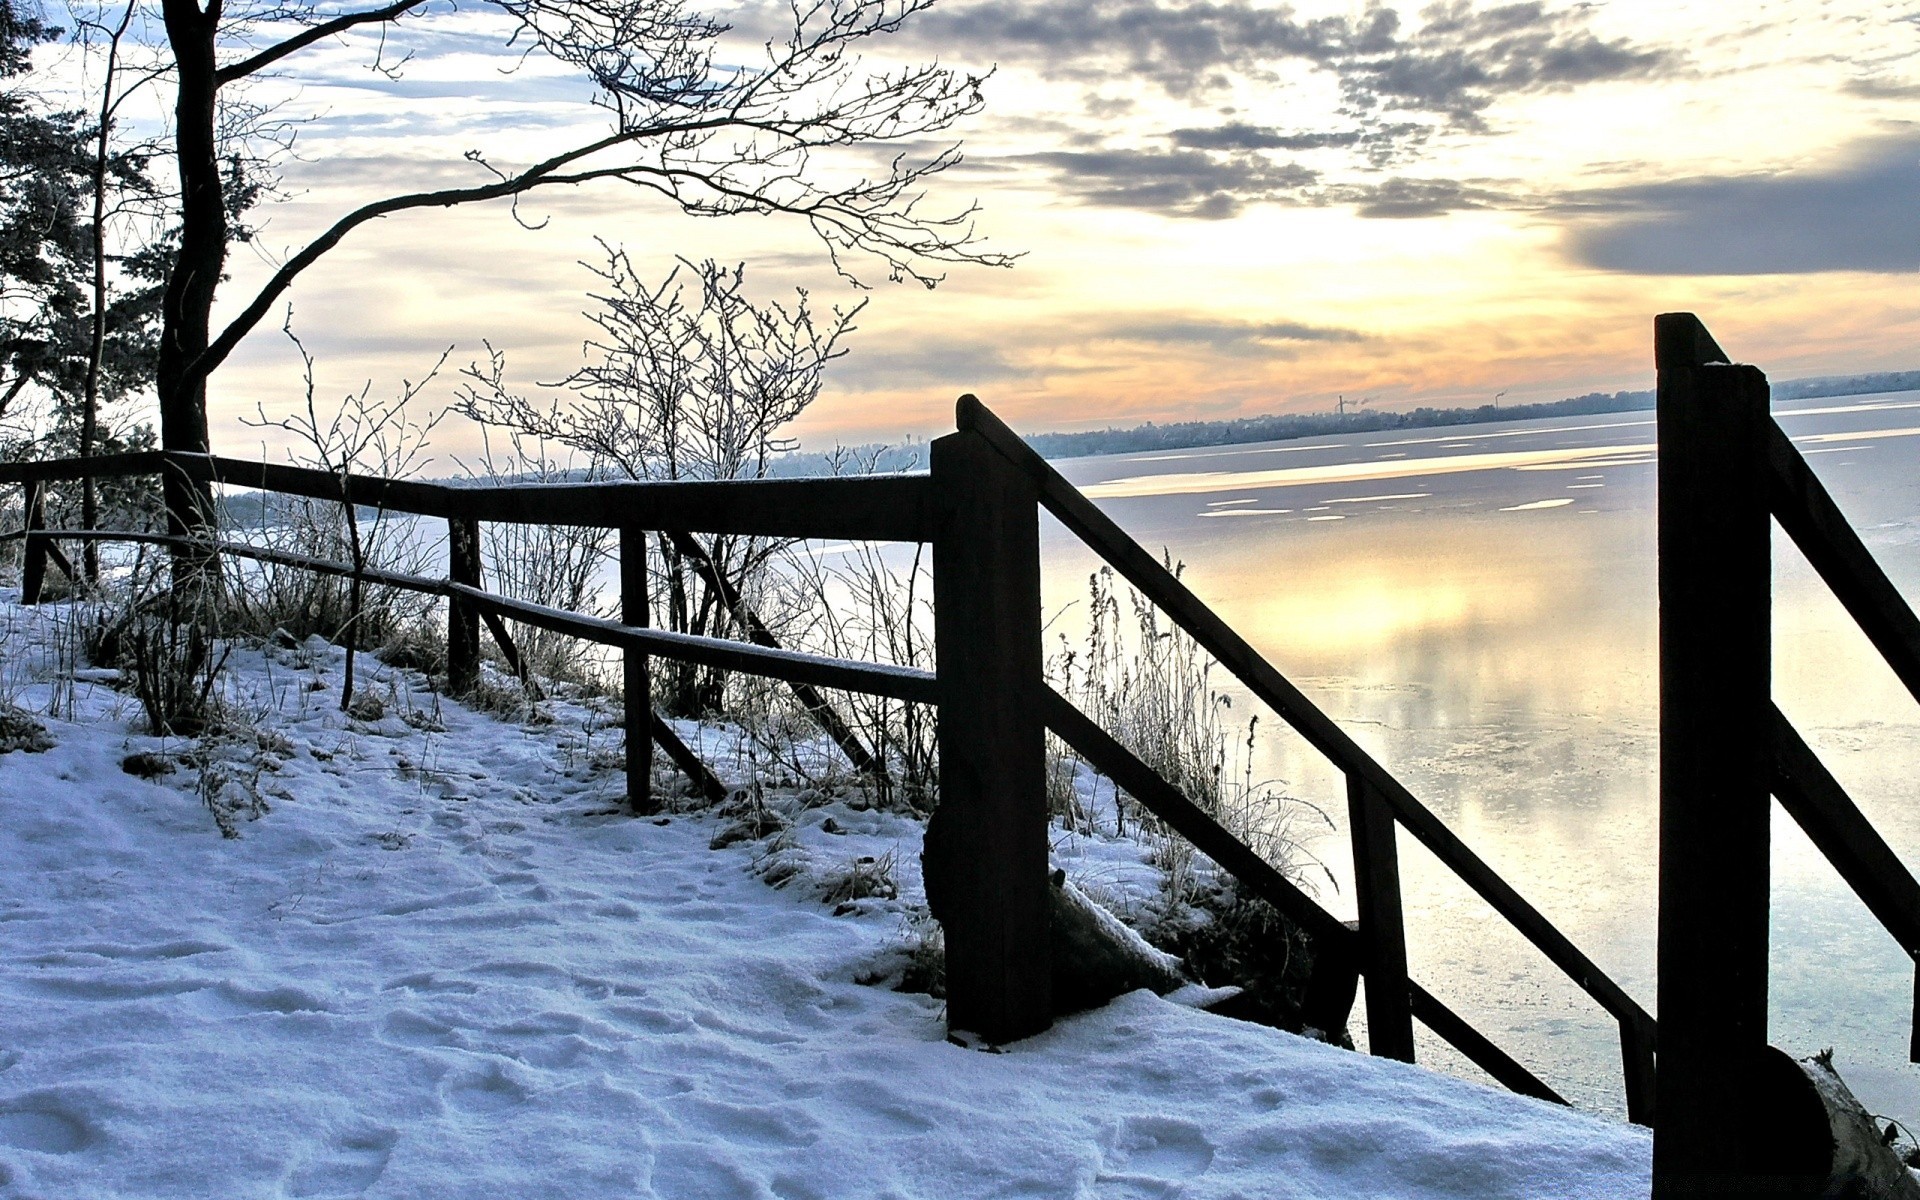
[156, 0, 225, 560]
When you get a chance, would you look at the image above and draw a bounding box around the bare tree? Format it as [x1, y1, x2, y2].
[459, 247, 861, 714]
[151, 0, 1009, 544]
[244, 314, 446, 709]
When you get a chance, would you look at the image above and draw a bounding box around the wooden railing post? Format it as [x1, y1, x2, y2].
[1621, 1019, 1657, 1127]
[1349, 772, 1414, 1061]
[621, 526, 654, 815]
[927, 416, 1051, 1043]
[446, 515, 481, 694]
[20, 480, 46, 605]
[1653, 315, 1778, 1196]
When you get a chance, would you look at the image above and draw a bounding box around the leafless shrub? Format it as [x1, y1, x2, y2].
[1049, 563, 1331, 907]
[88, 548, 231, 738]
[458, 251, 860, 717]
[234, 321, 444, 706]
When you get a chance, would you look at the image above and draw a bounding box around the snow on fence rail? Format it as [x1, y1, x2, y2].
[1, 396, 1675, 1131]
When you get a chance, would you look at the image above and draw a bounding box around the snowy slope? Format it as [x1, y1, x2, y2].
[0, 596, 1651, 1199]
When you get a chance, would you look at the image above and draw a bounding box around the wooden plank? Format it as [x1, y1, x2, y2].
[1653, 356, 1775, 1197]
[1769, 705, 1920, 953]
[665, 529, 884, 781]
[956, 395, 1656, 1043]
[972, 694, 1565, 1112]
[36, 536, 75, 584]
[478, 609, 530, 683]
[1765, 420, 1920, 708]
[1409, 983, 1569, 1106]
[0, 450, 167, 486]
[1622, 1018, 1658, 1128]
[20, 481, 46, 605]
[649, 711, 728, 805]
[928, 428, 1052, 1043]
[622, 527, 655, 816]
[187, 454, 937, 543]
[188, 454, 460, 519]
[457, 475, 935, 543]
[53, 529, 937, 702]
[446, 517, 481, 694]
[1043, 686, 1365, 1038]
[1349, 773, 1414, 1062]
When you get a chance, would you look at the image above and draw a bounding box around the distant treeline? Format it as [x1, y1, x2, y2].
[771, 367, 1920, 471]
[1021, 390, 1655, 460]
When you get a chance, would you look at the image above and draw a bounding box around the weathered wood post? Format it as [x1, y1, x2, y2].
[20, 480, 47, 605]
[621, 526, 654, 815]
[446, 514, 481, 694]
[1348, 772, 1414, 1061]
[926, 397, 1052, 1043]
[1653, 313, 1781, 1195]
[1621, 1018, 1657, 1128]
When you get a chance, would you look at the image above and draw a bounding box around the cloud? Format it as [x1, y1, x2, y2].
[1014, 143, 1524, 220]
[1326, 175, 1517, 218]
[1845, 76, 1920, 100]
[1342, 1, 1670, 125]
[828, 337, 1028, 392]
[1019, 148, 1318, 218]
[1096, 316, 1368, 351]
[1170, 123, 1362, 152]
[913, 0, 1669, 125]
[1563, 135, 1920, 275]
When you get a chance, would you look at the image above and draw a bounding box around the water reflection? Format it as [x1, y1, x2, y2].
[1042, 393, 1920, 1120]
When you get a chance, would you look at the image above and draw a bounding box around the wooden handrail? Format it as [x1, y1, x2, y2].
[960, 396, 1656, 1043]
[1769, 705, 1920, 955]
[1044, 686, 1566, 1101]
[4, 451, 938, 543]
[1408, 982, 1568, 1105]
[1764, 421, 1920, 708]
[0, 450, 168, 485]
[42, 529, 939, 703]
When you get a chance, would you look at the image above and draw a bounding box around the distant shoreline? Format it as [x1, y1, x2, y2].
[775, 367, 1920, 475]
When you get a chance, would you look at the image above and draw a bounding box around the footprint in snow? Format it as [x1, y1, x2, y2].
[285, 1127, 397, 1198]
[0, 1094, 96, 1155]
[442, 1063, 530, 1114]
[1095, 1116, 1216, 1194]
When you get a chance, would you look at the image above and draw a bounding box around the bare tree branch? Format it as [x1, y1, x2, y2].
[214, 0, 434, 86]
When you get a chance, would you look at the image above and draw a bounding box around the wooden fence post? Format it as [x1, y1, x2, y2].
[1348, 772, 1414, 1061]
[622, 526, 654, 815]
[927, 421, 1052, 1043]
[20, 480, 46, 605]
[447, 515, 481, 694]
[1653, 315, 1777, 1196]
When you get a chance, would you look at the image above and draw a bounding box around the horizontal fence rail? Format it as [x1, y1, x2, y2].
[0, 451, 938, 542]
[28, 528, 939, 704]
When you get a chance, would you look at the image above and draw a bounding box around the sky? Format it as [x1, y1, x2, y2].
[81, 0, 1920, 457]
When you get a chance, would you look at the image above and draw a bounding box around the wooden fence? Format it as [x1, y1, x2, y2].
[1653, 313, 1920, 1196]
[0, 401, 1658, 1122]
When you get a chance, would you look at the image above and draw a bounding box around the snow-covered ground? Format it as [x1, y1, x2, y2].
[0, 594, 1651, 1198]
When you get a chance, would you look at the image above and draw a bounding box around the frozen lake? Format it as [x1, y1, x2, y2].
[1042, 390, 1920, 1121]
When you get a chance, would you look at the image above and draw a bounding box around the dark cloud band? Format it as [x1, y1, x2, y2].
[1564, 135, 1920, 275]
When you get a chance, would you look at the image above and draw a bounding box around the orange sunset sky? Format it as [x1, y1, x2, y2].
[142, 0, 1920, 458]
